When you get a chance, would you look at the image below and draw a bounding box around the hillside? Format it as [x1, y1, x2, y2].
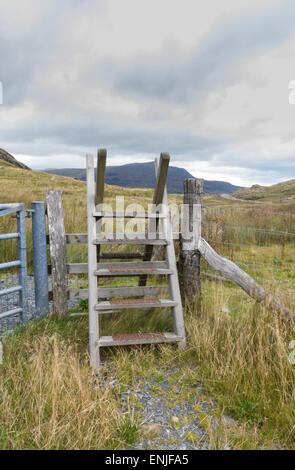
[0, 165, 185, 229]
[44, 162, 243, 194]
[0, 149, 31, 170]
[234, 179, 295, 201]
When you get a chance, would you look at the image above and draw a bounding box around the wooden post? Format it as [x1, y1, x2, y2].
[87, 154, 100, 372]
[46, 190, 67, 316]
[95, 149, 107, 262]
[95, 149, 107, 207]
[179, 178, 203, 304]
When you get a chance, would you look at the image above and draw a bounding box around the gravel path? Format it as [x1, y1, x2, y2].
[120, 367, 213, 450]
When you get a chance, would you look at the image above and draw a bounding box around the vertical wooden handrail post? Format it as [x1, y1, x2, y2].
[95, 149, 107, 261]
[87, 154, 100, 372]
[139, 152, 170, 286]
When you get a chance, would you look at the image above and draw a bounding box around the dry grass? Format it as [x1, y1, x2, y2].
[0, 318, 139, 450]
[185, 283, 295, 448]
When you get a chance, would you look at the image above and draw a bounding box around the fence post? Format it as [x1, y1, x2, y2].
[17, 204, 28, 322]
[46, 190, 67, 317]
[179, 178, 204, 305]
[31, 202, 49, 318]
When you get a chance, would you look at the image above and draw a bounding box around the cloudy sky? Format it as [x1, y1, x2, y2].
[0, 0, 295, 186]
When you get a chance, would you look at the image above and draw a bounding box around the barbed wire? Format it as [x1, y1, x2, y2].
[202, 221, 295, 237]
[203, 206, 295, 218]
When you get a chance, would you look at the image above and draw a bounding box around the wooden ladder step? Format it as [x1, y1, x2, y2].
[99, 252, 144, 259]
[97, 332, 182, 347]
[97, 285, 170, 298]
[93, 235, 168, 246]
[93, 211, 166, 219]
[95, 298, 177, 311]
[94, 262, 172, 276]
[95, 261, 171, 277]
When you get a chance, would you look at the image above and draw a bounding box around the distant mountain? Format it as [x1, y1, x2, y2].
[0, 149, 31, 170]
[44, 162, 243, 194]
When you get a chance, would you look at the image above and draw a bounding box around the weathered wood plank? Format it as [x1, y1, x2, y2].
[153, 153, 170, 206]
[159, 160, 186, 349]
[99, 252, 144, 259]
[46, 190, 67, 316]
[67, 285, 170, 300]
[46, 233, 88, 244]
[97, 285, 170, 298]
[95, 149, 107, 207]
[98, 332, 182, 347]
[139, 153, 170, 286]
[94, 236, 168, 245]
[95, 149, 107, 263]
[93, 211, 165, 219]
[50, 261, 167, 274]
[96, 261, 167, 269]
[66, 233, 88, 244]
[67, 263, 88, 274]
[198, 237, 293, 319]
[95, 298, 177, 310]
[94, 266, 173, 276]
[87, 154, 100, 371]
[48, 263, 88, 274]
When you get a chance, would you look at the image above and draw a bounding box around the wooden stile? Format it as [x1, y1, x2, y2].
[86, 149, 186, 372]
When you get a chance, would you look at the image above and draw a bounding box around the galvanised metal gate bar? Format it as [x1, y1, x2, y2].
[0, 203, 28, 322]
[31, 201, 49, 318]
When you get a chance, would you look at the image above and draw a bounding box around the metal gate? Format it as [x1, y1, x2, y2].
[0, 203, 28, 330]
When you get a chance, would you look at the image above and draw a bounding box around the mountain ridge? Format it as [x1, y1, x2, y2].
[0, 149, 31, 170]
[43, 162, 243, 194]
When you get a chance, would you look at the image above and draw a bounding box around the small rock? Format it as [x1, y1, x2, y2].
[221, 307, 230, 314]
[142, 423, 161, 436]
[170, 416, 179, 424]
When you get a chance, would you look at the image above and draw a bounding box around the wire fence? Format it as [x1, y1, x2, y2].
[200, 205, 295, 300]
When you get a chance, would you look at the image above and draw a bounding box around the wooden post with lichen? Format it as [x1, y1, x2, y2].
[46, 190, 68, 316]
[179, 178, 204, 305]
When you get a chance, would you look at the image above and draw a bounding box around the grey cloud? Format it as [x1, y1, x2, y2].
[100, 1, 295, 103]
[0, 0, 295, 186]
[0, 0, 99, 105]
[1, 109, 224, 158]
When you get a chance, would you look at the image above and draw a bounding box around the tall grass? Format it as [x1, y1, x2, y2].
[0, 318, 139, 450]
[186, 283, 295, 448]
